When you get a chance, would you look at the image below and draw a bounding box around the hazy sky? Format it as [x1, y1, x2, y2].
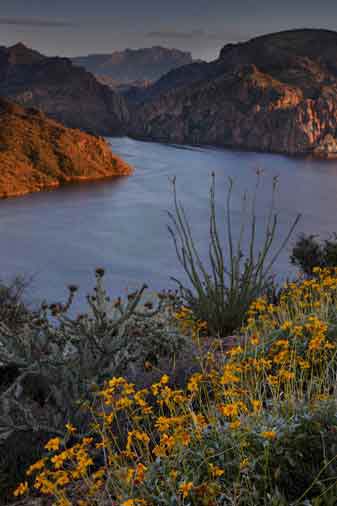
[1, 0, 337, 60]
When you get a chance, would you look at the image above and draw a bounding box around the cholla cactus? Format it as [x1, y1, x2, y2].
[0, 269, 184, 441]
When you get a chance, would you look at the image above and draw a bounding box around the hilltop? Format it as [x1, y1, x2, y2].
[0, 98, 132, 198]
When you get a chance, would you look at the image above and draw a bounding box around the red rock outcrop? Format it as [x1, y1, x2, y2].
[0, 98, 132, 198]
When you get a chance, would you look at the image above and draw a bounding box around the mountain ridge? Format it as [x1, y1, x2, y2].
[128, 28, 337, 158]
[3, 31, 337, 158]
[0, 43, 128, 136]
[71, 46, 195, 84]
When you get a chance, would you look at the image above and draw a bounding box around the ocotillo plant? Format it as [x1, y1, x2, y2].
[168, 173, 301, 336]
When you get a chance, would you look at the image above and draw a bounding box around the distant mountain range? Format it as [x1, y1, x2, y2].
[0, 42, 128, 136]
[71, 47, 194, 84]
[129, 29, 337, 158]
[0, 97, 132, 198]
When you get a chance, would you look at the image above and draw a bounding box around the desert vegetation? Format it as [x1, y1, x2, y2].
[2, 176, 337, 505]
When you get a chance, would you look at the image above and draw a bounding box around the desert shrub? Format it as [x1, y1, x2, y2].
[0, 270, 183, 431]
[16, 268, 337, 506]
[57, 153, 75, 177]
[0, 271, 190, 502]
[27, 147, 41, 165]
[168, 173, 300, 337]
[291, 233, 337, 276]
[0, 275, 31, 333]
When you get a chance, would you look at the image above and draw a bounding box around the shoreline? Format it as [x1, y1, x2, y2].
[127, 133, 337, 162]
[0, 172, 131, 200]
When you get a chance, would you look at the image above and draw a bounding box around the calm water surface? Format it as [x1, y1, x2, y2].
[1, 137, 337, 309]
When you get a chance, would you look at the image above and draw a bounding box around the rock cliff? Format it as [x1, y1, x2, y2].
[0, 98, 132, 198]
[129, 29, 337, 157]
[0, 43, 129, 136]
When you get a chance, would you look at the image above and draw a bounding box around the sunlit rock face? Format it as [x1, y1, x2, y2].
[0, 98, 132, 198]
[129, 29, 337, 157]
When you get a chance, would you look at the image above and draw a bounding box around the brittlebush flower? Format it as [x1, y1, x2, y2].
[179, 481, 193, 498]
[267, 375, 279, 386]
[261, 430, 277, 440]
[135, 463, 147, 484]
[209, 463, 224, 478]
[250, 335, 260, 345]
[160, 374, 170, 385]
[230, 419, 241, 429]
[44, 437, 61, 452]
[240, 458, 249, 470]
[187, 373, 203, 393]
[219, 403, 239, 418]
[251, 399, 262, 413]
[26, 459, 45, 476]
[16, 269, 337, 506]
[13, 481, 28, 497]
[122, 500, 148, 506]
[65, 423, 77, 434]
[170, 469, 178, 481]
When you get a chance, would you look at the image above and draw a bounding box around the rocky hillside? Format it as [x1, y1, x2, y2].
[129, 29, 337, 158]
[72, 46, 194, 83]
[0, 43, 129, 136]
[0, 98, 132, 198]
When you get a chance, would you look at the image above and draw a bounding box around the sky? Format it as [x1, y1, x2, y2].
[1, 0, 337, 60]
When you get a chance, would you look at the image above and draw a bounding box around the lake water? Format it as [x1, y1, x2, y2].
[1, 136, 337, 310]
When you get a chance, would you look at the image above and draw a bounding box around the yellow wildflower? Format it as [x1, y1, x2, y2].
[179, 481, 193, 498]
[261, 430, 277, 440]
[230, 419, 241, 429]
[267, 375, 279, 386]
[251, 399, 262, 413]
[170, 469, 178, 481]
[219, 403, 239, 418]
[240, 458, 249, 470]
[226, 345, 243, 357]
[44, 437, 61, 452]
[13, 481, 28, 497]
[135, 463, 147, 484]
[209, 463, 224, 478]
[122, 500, 148, 506]
[187, 373, 203, 393]
[160, 374, 170, 385]
[26, 459, 45, 476]
[65, 423, 77, 434]
[181, 431, 191, 446]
